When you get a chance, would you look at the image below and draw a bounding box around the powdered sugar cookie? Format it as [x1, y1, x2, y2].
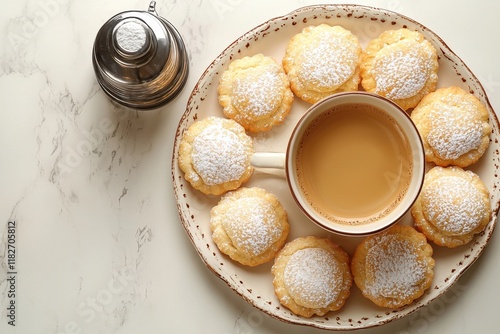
[210, 187, 289, 267]
[272, 236, 352, 317]
[411, 86, 491, 167]
[360, 28, 438, 110]
[351, 225, 435, 309]
[178, 117, 254, 195]
[411, 166, 491, 248]
[218, 54, 294, 132]
[283, 24, 361, 104]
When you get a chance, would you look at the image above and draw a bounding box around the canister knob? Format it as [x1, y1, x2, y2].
[113, 18, 151, 58]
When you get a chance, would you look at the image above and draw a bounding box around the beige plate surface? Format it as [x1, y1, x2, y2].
[172, 4, 500, 331]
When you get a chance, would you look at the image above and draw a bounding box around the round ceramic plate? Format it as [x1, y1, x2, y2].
[172, 4, 500, 331]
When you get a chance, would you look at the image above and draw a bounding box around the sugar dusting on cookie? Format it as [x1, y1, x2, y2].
[222, 197, 283, 256]
[191, 124, 248, 185]
[426, 103, 483, 160]
[422, 175, 486, 235]
[373, 40, 435, 100]
[298, 29, 359, 91]
[231, 65, 283, 118]
[365, 234, 428, 305]
[283, 248, 342, 309]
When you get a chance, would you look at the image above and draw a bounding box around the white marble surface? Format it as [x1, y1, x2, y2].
[0, 0, 499, 333]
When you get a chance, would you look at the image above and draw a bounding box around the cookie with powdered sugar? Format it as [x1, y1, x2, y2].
[210, 187, 289, 267]
[411, 86, 491, 167]
[178, 116, 254, 195]
[271, 236, 352, 317]
[218, 54, 294, 132]
[360, 28, 438, 110]
[283, 24, 361, 104]
[351, 224, 435, 309]
[411, 166, 491, 248]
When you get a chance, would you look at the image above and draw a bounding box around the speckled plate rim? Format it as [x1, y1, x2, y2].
[171, 4, 500, 331]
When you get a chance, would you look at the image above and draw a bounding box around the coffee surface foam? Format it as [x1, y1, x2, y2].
[296, 103, 413, 225]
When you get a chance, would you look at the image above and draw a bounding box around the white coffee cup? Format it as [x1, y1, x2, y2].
[252, 92, 425, 236]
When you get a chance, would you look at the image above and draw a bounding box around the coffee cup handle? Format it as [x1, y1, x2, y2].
[250, 152, 286, 176]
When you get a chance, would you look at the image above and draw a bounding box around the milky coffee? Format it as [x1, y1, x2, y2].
[295, 103, 413, 225]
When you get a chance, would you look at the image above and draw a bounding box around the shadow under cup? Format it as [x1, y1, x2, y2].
[286, 92, 425, 236]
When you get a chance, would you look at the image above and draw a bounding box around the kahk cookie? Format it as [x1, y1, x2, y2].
[272, 236, 352, 317]
[218, 54, 294, 132]
[351, 225, 435, 309]
[178, 117, 254, 195]
[411, 86, 491, 167]
[283, 24, 361, 104]
[210, 187, 289, 266]
[360, 28, 439, 110]
[411, 166, 491, 248]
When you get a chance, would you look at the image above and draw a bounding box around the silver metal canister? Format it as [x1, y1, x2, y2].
[92, 1, 189, 109]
